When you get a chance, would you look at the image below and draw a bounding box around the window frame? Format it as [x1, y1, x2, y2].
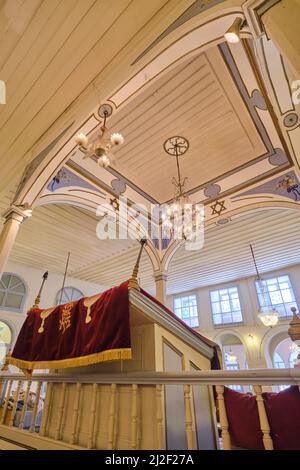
[173, 292, 199, 328]
[0, 272, 27, 313]
[255, 273, 298, 319]
[55, 286, 84, 305]
[209, 285, 244, 327]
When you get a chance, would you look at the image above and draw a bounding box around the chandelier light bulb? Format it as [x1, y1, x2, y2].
[227, 349, 237, 364]
[75, 133, 88, 147]
[98, 155, 110, 168]
[258, 307, 279, 327]
[110, 133, 124, 146]
[224, 17, 243, 44]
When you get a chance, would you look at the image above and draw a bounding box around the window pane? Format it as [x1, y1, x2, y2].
[1, 274, 10, 288]
[211, 286, 242, 325]
[210, 291, 219, 302]
[281, 289, 293, 303]
[173, 293, 198, 327]
[182, 308, 189, 319]
[231, 298, 241, 311]
[213, 314, 222, 325]
[221, 300, 230, 312]
[5, 293, 23, 309]
[269, 291, 283, 305]
[190, 317, 199, 327]
[0, 273, 26, 312]
[232, 312, 243, 323]
[212, 302, 221, 314]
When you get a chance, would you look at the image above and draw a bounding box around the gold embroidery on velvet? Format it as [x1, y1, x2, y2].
[38, 308, 55, 334]
[59, 303, 73, 333]
[83, 294, 102, 324]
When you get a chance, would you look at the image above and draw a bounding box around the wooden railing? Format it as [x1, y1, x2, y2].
[0, 368, 299, 450]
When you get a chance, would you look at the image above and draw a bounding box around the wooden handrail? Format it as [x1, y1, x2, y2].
[1, 368, 299, 386]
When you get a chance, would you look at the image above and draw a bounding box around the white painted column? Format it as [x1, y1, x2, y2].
[0, 210, 24, 277]
[153, 271, 168, 305]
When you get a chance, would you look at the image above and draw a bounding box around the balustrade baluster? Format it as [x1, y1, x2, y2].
[9, 380, 22, 426]
[87, 383, 98, 449]
[216, 385, 231, 450]
[70, 383, 81, 445]
[108, 384, 117, 450]
[39, 382, 52, 436]
[131, 384, 138, 449]
[253, 385, 274, 450]
[55, 382, 67, 440]
[156, 384, 164, 450]
[0, 380, 13, 425]
[29, 382, 42, 433]
[184, 384, 194, 450]
[19, 381, 32, 430]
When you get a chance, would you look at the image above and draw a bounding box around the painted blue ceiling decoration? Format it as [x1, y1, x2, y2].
[152, 238, 160, 250]
[268, 148, 289, 166]
[161, 238, 171, 250]
[110, 178, 127, 195]
[250, 89, 267, 111]
[204, 183, 221, 198]
[283, 112, 299, 128]
[131, 0, 225, 65]
[233, 171, 300, 202]
[13, 121, 75, 202]
[47, 167, 106, 196]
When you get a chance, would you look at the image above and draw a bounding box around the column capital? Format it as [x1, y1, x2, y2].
[153, 270, 168, 282]
[2, 203, 32, 223]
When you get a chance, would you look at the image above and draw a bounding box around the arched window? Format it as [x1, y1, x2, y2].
[273, 351, 285, 368]
[55, 286, 84, 305]
[0, 273, 27, 312]
[0, 321, 12, 367]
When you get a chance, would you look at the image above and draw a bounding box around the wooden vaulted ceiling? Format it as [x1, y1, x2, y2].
[1, 1, 300, 299]
[105, 46, 265, 203]
[8, 204, 300, 296]
[0, 0, 173, 197]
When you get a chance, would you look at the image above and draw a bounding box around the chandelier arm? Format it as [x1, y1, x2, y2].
[250, 244, 261, 280]
[103, 110, 108, 130]
[175, 145, 183, 194]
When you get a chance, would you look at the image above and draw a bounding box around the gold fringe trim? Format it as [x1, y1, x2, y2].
[8, 348, 132, 371]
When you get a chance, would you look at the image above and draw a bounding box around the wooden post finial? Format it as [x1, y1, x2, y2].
[288, 307, 300, 343]
[128, 237, 147, 290]
[33, 271, 48, 309]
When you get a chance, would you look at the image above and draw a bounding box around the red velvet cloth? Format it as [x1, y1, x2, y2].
[11, 281, 131, 370]
[263, 386, 300, 450]
[224, 387, 264, 450]
[140, 288, 221, 369]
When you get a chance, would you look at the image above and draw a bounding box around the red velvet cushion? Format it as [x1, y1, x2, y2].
[262, 386, 300, 450]
[224, 387, 264, 450]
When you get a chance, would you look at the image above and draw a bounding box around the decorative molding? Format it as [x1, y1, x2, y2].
[250, 89, 267, 110]
[232, 171, 300, 202]
[243, 0, 281, 38]
[211, 200, 226, 216]
[131, 0, 225, 65]
[284, 113, 299, 129]
[204, 183, 221, 198]
[46, 167, 106, 196]
[268, 148, 289, 167]
[13, 122, 75, 204]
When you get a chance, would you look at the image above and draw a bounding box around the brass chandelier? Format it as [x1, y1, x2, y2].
[250, 244, 279, 327]
[75, 104, 124, 168]
[162, 136, 201, 241]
